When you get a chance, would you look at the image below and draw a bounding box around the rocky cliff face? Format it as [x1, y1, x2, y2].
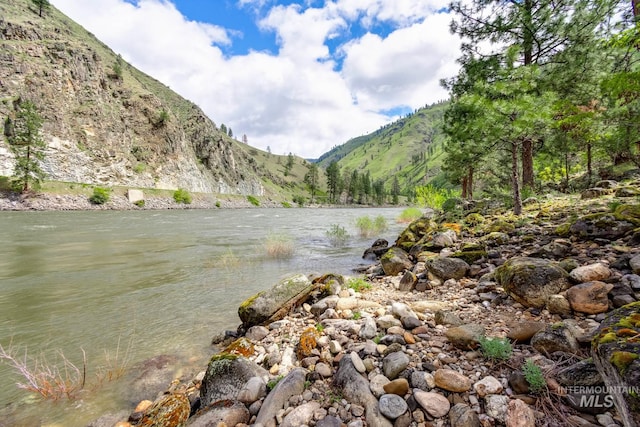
[0, 0, 264, 195]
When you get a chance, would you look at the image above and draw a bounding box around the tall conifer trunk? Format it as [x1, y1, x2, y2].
[521, 0, 535, 190]
[512, 142, 522, 215]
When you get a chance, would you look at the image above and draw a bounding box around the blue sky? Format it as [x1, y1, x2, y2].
[51, 0, 460, 158]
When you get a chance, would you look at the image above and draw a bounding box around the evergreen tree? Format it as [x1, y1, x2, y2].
[220, 123, 227, 134]
[6, 99, 47, 192]
[391, 177, 400, 205]
[325, 161, 341, 204]
[304, 164, 319, 204]
[32, 0, 50, 17]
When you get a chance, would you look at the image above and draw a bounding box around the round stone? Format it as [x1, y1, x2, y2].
[378, 394, 408, 419]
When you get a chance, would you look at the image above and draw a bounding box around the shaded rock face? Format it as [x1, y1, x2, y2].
[238, 274, 313, 329]
[495, 257, 570, 308]
[591, 302, 640, 427]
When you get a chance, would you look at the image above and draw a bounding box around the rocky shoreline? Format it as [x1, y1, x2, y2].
[0, 191, 282, 211]
[84, 186, 639, 427]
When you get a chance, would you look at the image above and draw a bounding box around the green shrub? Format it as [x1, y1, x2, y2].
[215, 201, 221, 208]
[247, 195, 260, 206]
[267, 375, 284, 391]
[478, 336, 512, 361]
[89, 187, 110, 205]
[281, 201, 292, 208]
[355, 215, 388, 238]
[326, 224, 349, 246]
[415, 185, 459, 210]
[397, 207, 423, 223]
[134, 200, 145, 208]
[292, 195, 305, 207]
[173, 188, 192, 204]
[523, 359, 546, 393]
[346, 277, 371, 292]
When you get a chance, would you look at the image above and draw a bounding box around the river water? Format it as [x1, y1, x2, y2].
[0, 207, 407, 426]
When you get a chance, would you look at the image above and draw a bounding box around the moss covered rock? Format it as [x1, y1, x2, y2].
[394, 218, 439, 250]
[200, 354, 268, 407]
[592, 302, 640, 427]
[495, 257, 570, 308]
[238, 274, 313, 329]
[569, 213, 635, 240]
[138, 393, 190, 427]
[381, 247, 413, 276]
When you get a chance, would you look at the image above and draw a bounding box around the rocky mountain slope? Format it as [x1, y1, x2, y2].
[0, 0, 270, 196]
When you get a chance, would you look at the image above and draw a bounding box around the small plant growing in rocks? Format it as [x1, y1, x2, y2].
[247, 195, 260, 206]
[173, 188, 192, 204]
[326, 224, 349, 246]
[266, 375, 283, 392]
[523, 359, 546, 393]
[478, 336, 513, 361]
[346, 277, 371, 292]
[89, 187, 110, 205]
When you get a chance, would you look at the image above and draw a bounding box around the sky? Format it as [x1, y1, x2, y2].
[50, 0, 461, 159]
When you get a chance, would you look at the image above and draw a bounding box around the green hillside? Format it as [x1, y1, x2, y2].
[318, 102, 450, 196]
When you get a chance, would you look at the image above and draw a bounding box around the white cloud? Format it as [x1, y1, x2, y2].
[50, 0, 460, 158]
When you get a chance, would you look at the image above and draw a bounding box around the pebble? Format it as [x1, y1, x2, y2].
[378, 394, 408, 419]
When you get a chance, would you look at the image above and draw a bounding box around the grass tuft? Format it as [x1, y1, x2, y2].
[264, 233, 295, 259]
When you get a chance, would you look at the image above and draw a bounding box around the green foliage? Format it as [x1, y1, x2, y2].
[522, 359, 546, 393]
[397, 207, 423, 223]
[304, 163, 319, 203]
[352, 311, 362, 320]
[6, 99, 47, 193]
[31, 0, 50, 17]
[346, 277, 371, 292]
[266, 375, 284, 392]
[173, 188, 192, 204]
[155, 109, 169, 127]
[355, 215, 387, 238]
[215, 201, 221, 208]
[326, 224, 349, 246]
[89, 187, 110, 205]
[111, 55, 123, 80]
[315, 323, 324, 333]
[133, 163, 146, 173]
[247, 195, 260, 206]
[134, 199, 145, 208]
[478, 336, 512, 361]
[281, 201, 292, 208]
[415, 185, 459, 210]
[292, 195, 305, 207]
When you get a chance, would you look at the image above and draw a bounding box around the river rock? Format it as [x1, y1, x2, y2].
[473, 376, 503, 397]
[569, 263, 611, 283]
[280, 401, 321, 427]
[359, 316, 378, 340]
[485, 394, 509, 423]
[591, 302, 640, 427]
[334, 357, 393, 427]
[413, 390, 450, 418]
[237, 376, 267, 404]
[363, 239, 390, 260]
[435, 310, 463, 326]
[383, 351, 410, 380]
[566, 281, 613, 314]
[370, 374, 391, 398]
[445, 323, 484, 349]
[495, 257, 570, 308]
[383, 378, 409, 396]
[138, 393, 190, 427]
[507, 321, 546, 343]
[378, 394, 408, 419]
[398, 271, 417, 291]
[238, 274, 314, 328]
[200, 355, 268, 406]
[245, 325, 270, 341]
[427, 256, 469, 280]
[506, 399, 535, 427]
[556, 359, 603, 387]
[126, 354, 180, 403]
[189, 400, 250, 427]
[531, 323, 579, 355]
[547, 294, 572, 315]
[434, 369, 471, 392]
[381, 247, 413, 276]
[630, 255, 640, 275]
[377, 314, 402, 329]
[255, 368, 307, 426]
[449, 403, 480, 427]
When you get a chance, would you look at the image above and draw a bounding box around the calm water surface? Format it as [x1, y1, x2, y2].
[0, 207, 407, 426]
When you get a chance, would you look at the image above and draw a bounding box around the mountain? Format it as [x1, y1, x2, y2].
[317, 101, 450, 194]
[0, 0, 312, 201]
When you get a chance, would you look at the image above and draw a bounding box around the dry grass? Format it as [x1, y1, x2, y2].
[0, 336, 133, 400]
[263, 233, 295, 259]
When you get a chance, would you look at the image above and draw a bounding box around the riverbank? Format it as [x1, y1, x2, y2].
[89, 185, 640, 427]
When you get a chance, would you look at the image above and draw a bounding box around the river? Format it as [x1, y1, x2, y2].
[0, 207, 408, 426]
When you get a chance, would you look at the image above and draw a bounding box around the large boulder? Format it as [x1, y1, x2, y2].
[200, 354, 269, 407]
[238, 274, 314, 329]
[569, 213, 636, 240]
[255, 368, 307, 426]
[592, 302, 640, 427]
[394, 217, 439, 251]
[380, 247, 413, 276]
[427, 256, 469, 280]
[495, 257, 570, 308]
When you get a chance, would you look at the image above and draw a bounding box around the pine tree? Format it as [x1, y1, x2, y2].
[6, 100, 47, 192]
[32, 0, 50, 17]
